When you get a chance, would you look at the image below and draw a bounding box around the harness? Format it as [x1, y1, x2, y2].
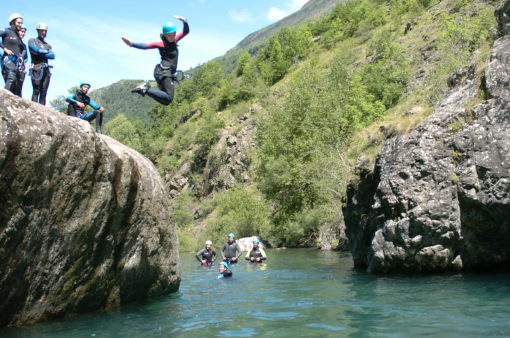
[29, 63, 53, 81]
[2, 54, 24, 72]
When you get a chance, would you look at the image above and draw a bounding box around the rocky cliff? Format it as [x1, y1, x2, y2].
[344, 3, 510, 273]
[0, 89, 180, 327]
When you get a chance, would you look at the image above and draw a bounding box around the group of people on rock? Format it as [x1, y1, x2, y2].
[195, 233, 267, 279]
[1, 12, 189, 134]
[0, 13, 54, 105]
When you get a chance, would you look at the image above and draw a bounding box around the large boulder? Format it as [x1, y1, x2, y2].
[0, 90, 180, 327]
[344, 36, 510, 272]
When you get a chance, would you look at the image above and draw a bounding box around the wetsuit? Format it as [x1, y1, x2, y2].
[28, 36, 54, 105]
[196, 248, 216, 265]
[245, 247, 267, 262]
[222, 241, 242, 263]
[217, 270, 232, 279]
[130, 21, 189, 105]
[66, 90, 104, 133]
[0, 27, 26, 96]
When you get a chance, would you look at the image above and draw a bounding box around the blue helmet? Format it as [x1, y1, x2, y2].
[219, 262, 229, 269]
[80, 81, 91, 88]
[228, 233, 235, 238]
[162, 22, 177, 34]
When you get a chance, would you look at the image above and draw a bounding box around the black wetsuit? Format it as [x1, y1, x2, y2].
[66, 90, 104, 133]
[130, 21, 189, 105]
[218, 270, 233, 279]
[222, 241, 242, 263]
[196, 248, 216, 264]
[29, 36, 54, 105]
[0, 27, 26, 96]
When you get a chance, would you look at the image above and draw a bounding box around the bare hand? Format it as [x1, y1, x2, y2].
[231, 257, 237, 262]
[76, 102, 85, 109]
[173, 15, 187, 23]
[121, 37, 132, 46]
[98, 106, 105, 112]
[3, 48, 13, 55]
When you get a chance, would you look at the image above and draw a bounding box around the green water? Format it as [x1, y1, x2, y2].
[2, 249, 510, 337]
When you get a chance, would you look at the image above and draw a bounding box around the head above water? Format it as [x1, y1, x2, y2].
[219, 261, 228, 272]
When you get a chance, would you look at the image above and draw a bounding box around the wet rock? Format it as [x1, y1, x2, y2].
[344, 33, 510, 273]
[0, 90, 180, 327]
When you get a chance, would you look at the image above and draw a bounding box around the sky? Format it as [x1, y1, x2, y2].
[3, 0, 310, 104]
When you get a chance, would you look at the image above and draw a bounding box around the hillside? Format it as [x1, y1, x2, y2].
[103, 0, 502, 253]
[91, 79, 155, 124]
[215, 0, 342, 73]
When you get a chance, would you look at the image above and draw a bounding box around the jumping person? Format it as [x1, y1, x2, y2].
[196, 240, 216, 266]
[222, 233, 242, 264]
[66, 81, 105, 133]
[121, 15, 189, 105]
[28, 22, 54, 105]
[217, 262, 232, 279]
[0, 13, 26, 95]
[245, 239, 267, 263]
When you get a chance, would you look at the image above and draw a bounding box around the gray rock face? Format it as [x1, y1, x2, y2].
[344, 34, 510, 273]
[0, 90, 180, 327]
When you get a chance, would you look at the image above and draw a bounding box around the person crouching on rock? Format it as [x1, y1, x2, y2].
[196, 240, 216, 266]
[66, 81, 105, 133]
[217, 262, 232, 279]
[245, 239, 267, 263]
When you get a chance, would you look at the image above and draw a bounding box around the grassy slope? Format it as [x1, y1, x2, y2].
[174, 0, 499, 251]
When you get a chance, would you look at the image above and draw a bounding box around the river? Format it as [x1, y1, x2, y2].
[1, 249, 510, 337]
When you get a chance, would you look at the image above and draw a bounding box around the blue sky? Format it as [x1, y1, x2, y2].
[4, 0, 310, 103]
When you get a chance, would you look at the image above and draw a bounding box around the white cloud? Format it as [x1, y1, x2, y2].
[229, 9, 254, 23]
[267, 0, 310, 22]
[267, 7, 288, 21]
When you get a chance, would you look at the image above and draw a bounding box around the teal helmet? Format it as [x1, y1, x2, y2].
[162, 22, 177, 34]
[20, 25, 27, 31]
[219, 262, 229, 269]
[228, 233, 235, 238]
[80, 81, 91, 88]
[253, 239, 260, 244]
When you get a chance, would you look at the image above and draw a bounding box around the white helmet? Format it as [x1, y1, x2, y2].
[8, 13, 23, 24]
[205, 240, 212, 245]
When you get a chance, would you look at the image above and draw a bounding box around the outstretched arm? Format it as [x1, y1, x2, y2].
[122, 36, 163, 49]
[174, 15, 189, 42]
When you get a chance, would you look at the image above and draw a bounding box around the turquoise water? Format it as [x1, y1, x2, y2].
[2, 249, 510, 337]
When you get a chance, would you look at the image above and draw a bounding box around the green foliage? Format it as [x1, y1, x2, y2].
[205, 187, 271, 247]
[103, 114, 145, 152]
[236, 51, 251, 77]
[90, 80, 155, 124]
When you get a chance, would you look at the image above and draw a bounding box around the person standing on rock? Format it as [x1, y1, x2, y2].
[66, 81, 105, 133]
[222, 233, 242, 264]
[121, 15, 189, 106]
[245, 239, 267, 263]
[0, 13, 26, 96]
[196, 240, 216, 266]
[13, 24, 28, 97]
[28, 22, 55, 105]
